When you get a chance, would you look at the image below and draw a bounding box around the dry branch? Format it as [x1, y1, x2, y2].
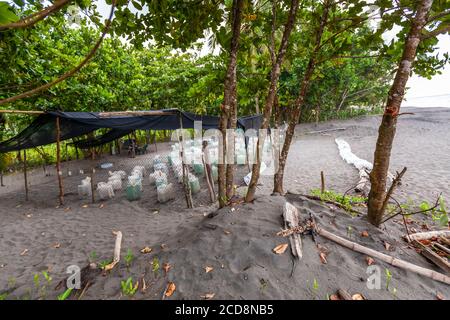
[103, 230, 122, 272]
[315, 225, 450, 285]
[282, 202, 303, 259]
[405, 230, 450, 242]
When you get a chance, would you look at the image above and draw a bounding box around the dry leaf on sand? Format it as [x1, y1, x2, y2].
[20, 249, 29, 256]
[201, 293, 215, 300]
[273, 243, 288, 254]
[436, 292, 445, 300]
[319, 252, 328, 264]
[384, 241, 391, 251]
[352, 293, 365, 300]
[361, 231, 369, 237]
[82, 204, 89, 208]
[163, 262, 171, 274]
[365, 256, 375, 265]
[205, 266, 214, 273]
[53, 243, 61, 249]
[329, 294, 340, 300]
[165, 282, 176, 297]
[140, 247, 152, 254]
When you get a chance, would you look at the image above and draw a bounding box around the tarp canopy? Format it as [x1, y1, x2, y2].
[0, 109, 263, 153]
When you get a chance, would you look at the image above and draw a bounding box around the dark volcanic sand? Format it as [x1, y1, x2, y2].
[0, 107, 448, 300]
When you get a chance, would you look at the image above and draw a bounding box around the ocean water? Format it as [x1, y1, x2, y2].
[403, 94, 450, 108]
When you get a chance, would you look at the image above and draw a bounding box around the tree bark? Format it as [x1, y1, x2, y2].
[56, 117, 64, 206]
[367, 0, 433, 227]
[245, 0, 300, 202]
[273, 1, 330, 195]
[218, 0, 243, 207]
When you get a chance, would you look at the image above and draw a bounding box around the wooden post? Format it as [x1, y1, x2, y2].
[153, 131, 158, 152]
[202, 141, 216, 203]
[56, 117, 64, 206]
[320, 171, 325, 193]
[23, 149, 29, 201]
[90, 168, 95, 203]
[0, 170, 4, 187]
[178, 114, 193, 208]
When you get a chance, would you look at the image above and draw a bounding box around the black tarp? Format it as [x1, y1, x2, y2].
[0, 109, 263, 153]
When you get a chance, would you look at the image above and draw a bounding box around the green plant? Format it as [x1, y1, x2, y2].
[121, 277, 138, 297]
[42, 271, 52, 285]
[385, 268, 392, 290]
[0, 293, 8, 300]
[311, 189, 367, 214]
[33, 273, 40, 289]
[89, 251, 98, 263]
[57, 288, 73, 301]
[99, 259, 112, 270]
[152, 256, 160, 275]
[125, 249, 135, 269]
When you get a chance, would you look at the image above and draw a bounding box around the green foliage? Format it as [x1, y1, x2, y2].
[98, 259, 112, 270]
[120, 277, 138, 297]
[152, 256, 160, 274]
[57, 288, 73, 301]
[311, 188, 367, 213]
[0, 292, 8, 300]
[385, 268, 392, 290]
[0, 2, 19, 24]
[124, 249, 134, 268]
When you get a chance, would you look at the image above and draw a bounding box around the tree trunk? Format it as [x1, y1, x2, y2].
[273, 1, 330, 195]
[367, 0, 433, 227]
[245, 0, 300, 202]
[218, 0, 243, 207]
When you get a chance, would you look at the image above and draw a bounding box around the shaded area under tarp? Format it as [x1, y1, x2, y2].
[0, 109, 263, 153]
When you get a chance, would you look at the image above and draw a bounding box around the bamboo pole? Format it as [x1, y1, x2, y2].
[23, 149, 29, 201]
[320, 171, 325, 193]
[56, 116, 64, 206]
[178, 114, 193, 209]
[90, 168, 95, 204]
[316, 225, 450, 285]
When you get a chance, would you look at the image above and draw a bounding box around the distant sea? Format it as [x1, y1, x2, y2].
[403, 94, 450, 108]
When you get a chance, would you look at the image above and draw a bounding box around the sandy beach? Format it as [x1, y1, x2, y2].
[0, 107, 449, 300]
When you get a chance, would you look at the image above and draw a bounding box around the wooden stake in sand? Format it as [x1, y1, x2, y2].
[178, 114, 193, 209]
[56, 116, 64, 206]
[315, 225, 450, 285]
[320, 171, 325, 194]
[23, 149, 29, 201]
[103, 231, 122, 272]
[90, 168, 95, 204]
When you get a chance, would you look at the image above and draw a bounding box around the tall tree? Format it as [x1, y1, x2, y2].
[245, 0, 300, 202]
[367, 0, 449, 226]
[218, 0, 243, 207]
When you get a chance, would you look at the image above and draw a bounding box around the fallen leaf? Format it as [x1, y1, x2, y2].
[224, 230, 231, 235]
[64, 207, 71, 212]
[26, 214, 32, 218]
[384, 241, 391, 251]
[140, 247, 152, 254]
[82, 204, 89, 208]
[436, 292, 445, 300]
[365, 256, 375, 265]
[165, 282, 176, 297]
[99, 204, 105, 209]
[319, 252, 328, 264]
[419, 239, 431, 246]
[352, 293, 365, 300]
[361, 231, 369, 237]
[273, 243, 289, 254]
[201, 293, 215, 300]
[20, 249, 29, 256]
[161, 243, 167, 249]
[205, 266, 214, 273]
[329, 294, 340, 301]
[53, 243, 61, 249]
[163, 262, 171, 274]
[152, 210, 159, 215]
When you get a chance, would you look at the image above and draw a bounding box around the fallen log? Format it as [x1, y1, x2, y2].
[315, 225, 450, 285]
[405, 230, 450, 242]
[104, 230, 122, 271]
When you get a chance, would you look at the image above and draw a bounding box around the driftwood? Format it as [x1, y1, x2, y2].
[405, 230, 450, 242]
[434, 242, 450, 255]
[104, 231, 123, 272]
[315, 225, 450, 285]
[283, 202, 303, 259]
[335, 138, 394, 194]
[337, 289, 352, 300]
[414, 240, 450, 274]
